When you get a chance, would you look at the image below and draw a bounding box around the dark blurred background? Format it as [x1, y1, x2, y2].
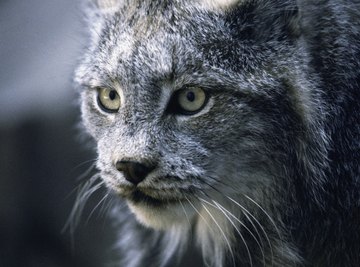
[0, 1, 116, 266]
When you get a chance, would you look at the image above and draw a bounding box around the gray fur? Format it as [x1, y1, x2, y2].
[75, 0, 360, 266]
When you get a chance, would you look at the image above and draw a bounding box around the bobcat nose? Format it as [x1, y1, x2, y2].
[115, 160, 156, 185]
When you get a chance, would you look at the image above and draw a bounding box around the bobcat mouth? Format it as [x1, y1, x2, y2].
[113, 179, 192, 207]
[128, 190, 165, 206]
[123, 187, 197, 229]
[122, 188, 180, 207]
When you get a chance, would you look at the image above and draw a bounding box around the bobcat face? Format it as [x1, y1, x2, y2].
[77, 0, 304, 230]
[74, 0, 360, 266]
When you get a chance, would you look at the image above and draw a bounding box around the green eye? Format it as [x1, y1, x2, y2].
[168, 87, 208, 115]
[97, 88, 121, 113]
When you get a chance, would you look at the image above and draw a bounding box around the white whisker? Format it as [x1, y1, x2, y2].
[86, 192, 110, 224]
[185, 196, 217, 267]
[185, 196, 211, 229]
[200, 198, 253, 267]
[213, 200, 267, 267]
[244, 194, 283, 242]
[75, 161, 97, 182]
[227, 196, 274, 266]
[70, 158, 97, 176]
[63, 173, 104, 238]
[244, 194, 286, 266]
[179, 200, 191, 226]
[201, 202, 236, 267]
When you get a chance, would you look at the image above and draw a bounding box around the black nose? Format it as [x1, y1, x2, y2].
[115, 160, 156, 185]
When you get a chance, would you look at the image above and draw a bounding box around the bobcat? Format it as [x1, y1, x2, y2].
[74, 0, 360, 266]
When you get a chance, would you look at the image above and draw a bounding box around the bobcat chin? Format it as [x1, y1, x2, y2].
[74, 0, 360, 266]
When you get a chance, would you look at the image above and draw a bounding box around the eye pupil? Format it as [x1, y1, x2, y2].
[186, 91, 195, 102]
[109, 90, 116, 100]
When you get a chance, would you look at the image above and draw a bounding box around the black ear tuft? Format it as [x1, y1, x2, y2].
[225, 0, 301, 42]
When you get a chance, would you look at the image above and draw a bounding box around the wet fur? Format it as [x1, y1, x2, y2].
[74, 0, 360, 266]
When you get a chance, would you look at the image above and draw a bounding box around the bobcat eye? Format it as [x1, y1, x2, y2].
[168, 87, 208, 115]
[97, 87, 121, 113]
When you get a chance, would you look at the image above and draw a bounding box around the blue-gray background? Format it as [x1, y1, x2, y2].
[0, 1, 116, 266]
